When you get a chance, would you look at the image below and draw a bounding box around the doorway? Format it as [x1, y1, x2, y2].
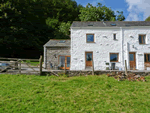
[129, 52, 136, 70]
[85, 52, 93, 67]
[59, 55, 70, 70]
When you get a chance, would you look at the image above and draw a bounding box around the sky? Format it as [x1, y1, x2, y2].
[75, 0, 150, 21]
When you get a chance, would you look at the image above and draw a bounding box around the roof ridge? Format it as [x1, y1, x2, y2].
[73, 21, 147, 22]
[50, 39, 70, 40]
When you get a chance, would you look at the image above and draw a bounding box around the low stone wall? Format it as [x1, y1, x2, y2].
[42, 70, 150, 77]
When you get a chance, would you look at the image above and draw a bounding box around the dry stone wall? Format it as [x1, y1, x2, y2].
[42, 70, 150, 77]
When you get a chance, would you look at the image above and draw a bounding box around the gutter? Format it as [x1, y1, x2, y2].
[44, 46, 47, 69]
[70, 26, 150, 29]
[44, 46, 70, 47]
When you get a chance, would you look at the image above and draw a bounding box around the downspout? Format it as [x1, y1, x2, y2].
[120, 27, 124, 69]
[126, 42, 129, 69]
[71, 28, 73, 70]
[44, 46, 47, 69]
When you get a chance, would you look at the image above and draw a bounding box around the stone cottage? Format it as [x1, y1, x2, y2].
[43, 39, 70, 69]
[44, 21, 150, 71]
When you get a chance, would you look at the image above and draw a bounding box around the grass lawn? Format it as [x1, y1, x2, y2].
[22, 60, 39, 66]
[0, 74, 150, 112]
[29, 61, 39, 66]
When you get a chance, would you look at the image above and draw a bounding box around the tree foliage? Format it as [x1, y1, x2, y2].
[0, 1, 125, 58]
[59, 21, 71, 36]
[79, 3, 125, 21]
[145, 16, 150, 21]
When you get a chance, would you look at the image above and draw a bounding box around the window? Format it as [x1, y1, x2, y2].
[111, 23, 116, 26]
[86, 34, 94, 43]
[110, 53, 119, 62]
[139, 35, 146, 44]
[59, 40, 66, 43]
[58, 55, 71, 69]
[113, 34, 116, 40]
[129, 54, 134, 61]
[59, 56, 65, 67]
[144, 54, 150, 63]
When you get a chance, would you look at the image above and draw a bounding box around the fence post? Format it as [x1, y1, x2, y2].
[92, 59, 94, 75]
[15, 60, 18, 70]
[64, 62, 66, 74]
[125, 60, 128, 76]
[39, 55, 42, 75]
[19, 59, 21, 74]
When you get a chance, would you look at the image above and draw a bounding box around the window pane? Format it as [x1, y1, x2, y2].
[129, 54, 134, 61]
[139, 35, 142, 44]
[67, 57, 70, 67]
[144, 54, 147, 62]
[114, 34, 116, 40]
[86, 53, 92, 61]
[59, 56, 65, 67]
[143, 36, 146, 44]
[87, 35, 94, 42]
[110, 54, 118, 61]
[148, 54, 150, 62]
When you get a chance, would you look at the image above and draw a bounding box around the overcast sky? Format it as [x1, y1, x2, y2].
[75, 0, 150, 21]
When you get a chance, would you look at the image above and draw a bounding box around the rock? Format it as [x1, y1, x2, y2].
[107, 73, 111, 77]
[127, 76, 135, 81]
[118, 77, 124, 81]
[114, 76, 118, 79]
[134, 75, 140, 78]
[140, 76, 146, 82]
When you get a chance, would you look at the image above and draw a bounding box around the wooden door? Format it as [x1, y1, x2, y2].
[65, 56, 70, 70]
[59, 56, 70, 70]
[129, 52, 136, 70]
[85, 52, 93, 67]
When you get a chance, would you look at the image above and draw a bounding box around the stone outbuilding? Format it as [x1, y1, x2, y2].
[43, 39, 70, 69]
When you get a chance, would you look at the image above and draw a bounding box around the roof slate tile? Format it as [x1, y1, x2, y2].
[71, 21, 150, 27]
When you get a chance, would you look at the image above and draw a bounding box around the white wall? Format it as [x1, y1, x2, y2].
[71, 28, 122, 70]
[71, 27, 150, 70]
[123, 27, 150, 70]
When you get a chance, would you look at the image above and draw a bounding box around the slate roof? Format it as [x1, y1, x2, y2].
[44, 39, 70, 47]
[71, 21, 150, 27]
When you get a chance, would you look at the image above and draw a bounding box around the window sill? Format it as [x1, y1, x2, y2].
[113, 39, 118, 41]
[110, 61, 120, 63]
[86, 42, 95, 43]
[139, 44, 149, 45]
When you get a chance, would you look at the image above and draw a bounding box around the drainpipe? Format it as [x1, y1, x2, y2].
[44, 46, 47, 69]
[70, 28, 73, 70]
[126, 42, 129, 69]
[120, 27, 124, 69]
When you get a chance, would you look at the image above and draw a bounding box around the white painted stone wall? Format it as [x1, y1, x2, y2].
[70, 27, 150, 71]
[71, 28, 123, 70]
[123, 27, 150, 70]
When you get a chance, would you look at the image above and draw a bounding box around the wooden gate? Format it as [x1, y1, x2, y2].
[0, 57, 43, 75]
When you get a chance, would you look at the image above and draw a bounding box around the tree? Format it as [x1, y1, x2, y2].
[0, 0, 83, 58]
[59, 21, 71, 36]
[79, 3, 125, 21]
[116, 11, 125, 21]
[145, 16, 150, 21]
[0, 1, 54, 58]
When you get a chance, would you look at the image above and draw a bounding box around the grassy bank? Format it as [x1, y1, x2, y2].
[0, 74, 150, 112]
